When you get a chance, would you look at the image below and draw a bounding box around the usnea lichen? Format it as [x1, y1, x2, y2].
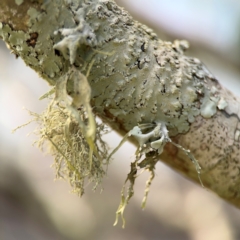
[33, 103, 109, 195]
[21, 67, 110, 196]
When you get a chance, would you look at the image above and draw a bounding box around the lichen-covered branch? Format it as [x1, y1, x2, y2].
[1, 0, 240, 222]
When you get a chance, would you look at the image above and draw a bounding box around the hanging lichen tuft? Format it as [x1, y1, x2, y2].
[25, 67, 110, 196]
[35, 104, 109, 195]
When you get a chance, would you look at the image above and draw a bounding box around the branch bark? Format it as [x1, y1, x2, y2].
[1, 0, 240, 209]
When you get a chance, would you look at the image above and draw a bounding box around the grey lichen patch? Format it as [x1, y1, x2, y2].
[1, 0, 225, 132]
[217, 97, 228, 110]
[0, 1, 78, 83]
[200, 85, 228, 118]
[53, 17, 97, 64]
[201, 98, 217, 118]
[85, 26, 218, 137]
[1, 0, 221, 135]
[27, 7, 40, 23]
[15, 0, 24, 6]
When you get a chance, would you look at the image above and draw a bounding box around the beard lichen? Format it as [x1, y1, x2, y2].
[25, 67, 110, 196]
[113, 152, 158, 228]
[33, 102, 109, 196]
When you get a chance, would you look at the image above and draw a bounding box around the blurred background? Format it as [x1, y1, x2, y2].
[1, 0, 240, 239]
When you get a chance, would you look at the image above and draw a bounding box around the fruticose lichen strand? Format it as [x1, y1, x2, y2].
[26, 102, 110, 196]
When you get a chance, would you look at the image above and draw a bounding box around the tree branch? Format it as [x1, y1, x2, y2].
[1, 0, 240, 211]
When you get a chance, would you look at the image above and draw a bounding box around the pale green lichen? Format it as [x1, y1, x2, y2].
[0, 0, 221, 135]
[31, 102, 109, 195]
[110, 122, 202, 228]
[14, 68, 110, 195]
[200, 85, 228, 118]
[0, 1, 79, 83]
[217, 97, 228, 110]
[15, 0, 24, 6]
[53, 19, 97, 64]
[201, 98, 217, 118]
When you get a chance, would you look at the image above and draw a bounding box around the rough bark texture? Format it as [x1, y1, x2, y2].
[1, 0, 240, 209]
